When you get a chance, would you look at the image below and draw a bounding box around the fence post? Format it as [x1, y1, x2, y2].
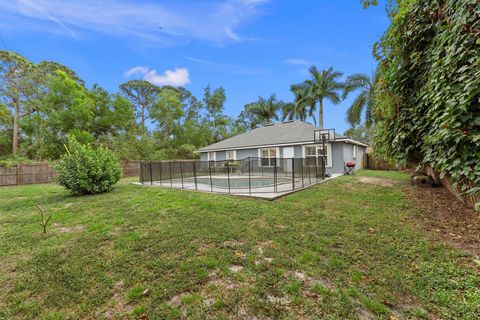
[169, 162, 173, 187]
[140, 162, 144, 184]
[16, 164, 21, 186]
[315, 158, 318, 183]
[292, 158, 295, 190]
[180, 162, 184, 189]
[193, 161, 198, 190]
[149, 162, 153, 186]
[159, 163, 163, 186]
[227, 162, 231, 194]
[208, 160, 213, 192]
[301, 158, 304, 188]
[274, 161, 277, 193]
[248, 157, 251, 196]
[322, 157, 325, 180]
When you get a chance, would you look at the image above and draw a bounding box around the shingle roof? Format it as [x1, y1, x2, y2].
[199, 121, 346, 152]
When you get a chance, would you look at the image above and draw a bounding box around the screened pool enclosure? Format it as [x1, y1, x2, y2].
[140, 157, 327, 198]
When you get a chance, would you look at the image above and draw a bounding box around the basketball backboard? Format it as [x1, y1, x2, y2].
[314, 129, 335, 143]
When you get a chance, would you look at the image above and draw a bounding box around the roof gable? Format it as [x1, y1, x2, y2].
[199, 121, 347, 152]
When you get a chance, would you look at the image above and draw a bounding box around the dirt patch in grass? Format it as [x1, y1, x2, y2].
[406, 185, 480, 257]
[287, 270, 336, 290]
[205, 271, 240, 291]
[357, 177, 397, 187]
[53, 224, 86, 233]
[229, 265, 244, 273]
[254, 257, 272, 265]
[222, 240, 243, 247]
[256, 240, 276, 255]
[109, 226, 123, 236]
[197, 242, 215, 255]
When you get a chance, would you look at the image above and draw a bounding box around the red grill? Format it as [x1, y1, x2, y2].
[344, 161, 356, 175]
[345, 162, 356, 168]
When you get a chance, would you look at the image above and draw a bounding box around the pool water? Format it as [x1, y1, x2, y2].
[195, 177, 290, 189]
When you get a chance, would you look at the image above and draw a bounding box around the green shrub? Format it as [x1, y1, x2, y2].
[56, 136, 121, 195]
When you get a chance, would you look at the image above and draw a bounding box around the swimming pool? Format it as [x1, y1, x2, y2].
[195, 177, 291, 189]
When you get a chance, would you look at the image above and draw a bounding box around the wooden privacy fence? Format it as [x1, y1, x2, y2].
[362, 154, 408, 171]
[0, 162, 57, 186]
[120, 161, 141, 178]
[0, 161, 140, 187]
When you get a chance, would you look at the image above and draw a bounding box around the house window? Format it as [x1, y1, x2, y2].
[353, 145, 358, 159]
[226, 150, 236, 160]
[260, 148, 277, 167]
[207, 151, 216, 161]
[305, 145, 327, 167]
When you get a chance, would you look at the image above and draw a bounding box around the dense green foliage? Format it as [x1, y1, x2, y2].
[0, 50, 242, 161]
[0, 49, 356, 162]
[372, 0, 480, 190]
[1, 171, 479, 318]
[343, 125, 373, 144]
[56, 136, 122, 195]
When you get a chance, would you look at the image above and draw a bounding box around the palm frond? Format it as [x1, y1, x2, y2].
[346, 91, 367, 127]
[365, 97, 374, 128]
[326, 91, 342, 105]
[343, 73, 372, 99]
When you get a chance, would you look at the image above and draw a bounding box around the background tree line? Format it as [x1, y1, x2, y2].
[0, 50, 374, 162]
[0, 51, 245, 161]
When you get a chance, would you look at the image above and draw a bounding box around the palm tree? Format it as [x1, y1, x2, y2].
[302, 66, 344, 128]
[284, 83, 315, 123]
[245, 94, 280, 125]
[343, 72, 377, 128]
[280, 102, 298, 121]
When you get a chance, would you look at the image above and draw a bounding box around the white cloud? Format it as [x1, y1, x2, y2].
[285, 59, 311, 66]
[125, 66, 191, 87]
[1, 0, 270, 45]
[124, 66, 149, 77]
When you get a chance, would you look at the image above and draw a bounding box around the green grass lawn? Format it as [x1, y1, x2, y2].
[1, 171, 479, 319]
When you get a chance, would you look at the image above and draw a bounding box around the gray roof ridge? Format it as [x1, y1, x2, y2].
[198, 120, 356, 152]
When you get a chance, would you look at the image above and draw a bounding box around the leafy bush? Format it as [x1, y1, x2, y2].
[56, 136, 122, 195]
[0, 155, 31, 168]
[372, 0, 480, 191]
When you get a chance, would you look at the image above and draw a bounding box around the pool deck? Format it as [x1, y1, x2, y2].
[135, 174, 342, 199]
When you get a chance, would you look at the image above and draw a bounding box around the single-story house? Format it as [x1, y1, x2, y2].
[199, 120, 368, 174]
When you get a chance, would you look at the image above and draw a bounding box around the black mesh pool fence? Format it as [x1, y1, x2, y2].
[140, 157, 325, 195]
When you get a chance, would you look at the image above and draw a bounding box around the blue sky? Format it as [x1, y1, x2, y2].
[0, 0, 388, 134]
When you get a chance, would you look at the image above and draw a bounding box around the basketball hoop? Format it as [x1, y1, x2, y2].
[314, 129, 335, 143]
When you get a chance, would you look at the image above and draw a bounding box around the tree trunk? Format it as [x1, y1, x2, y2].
[141, 106, 145, 133]
[318, 99, 324, 129]
[12, 100, 20, 155]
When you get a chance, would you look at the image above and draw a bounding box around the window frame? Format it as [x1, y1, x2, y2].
[302, 143, 332, 168]
[226, 150, 236, 161]
[258, 147, 279, 167]
[207, 151, 216, 162]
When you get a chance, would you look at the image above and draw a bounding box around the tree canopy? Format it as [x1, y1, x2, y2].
[291, 66, 345, 128]
[0, 50, 247, 161]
